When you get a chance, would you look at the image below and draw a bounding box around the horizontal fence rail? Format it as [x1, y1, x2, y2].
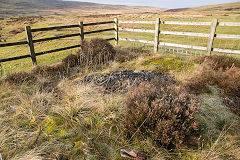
[119, 28, 155, 33]
[83, 21, 114, 26]
[119, 21, 155, 24]
[31, 24, 80, 32]
[35, 44, 81, 56]
[119, 38, 154, 45]
[84, 28, 115, 35]
[0, 41, 28, 47]
[119, 28, 240, 40]
[0, 54, 31, 63]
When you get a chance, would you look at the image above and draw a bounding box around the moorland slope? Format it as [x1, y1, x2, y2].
[0, 0, 165, 18]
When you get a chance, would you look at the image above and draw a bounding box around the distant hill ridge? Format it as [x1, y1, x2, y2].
[0, 0, 165, 18]
[165, 1, 240, 12]
[0, 0, 96, 9]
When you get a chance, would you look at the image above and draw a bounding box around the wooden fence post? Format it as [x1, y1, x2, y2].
[207, 18, 218, 55]
[26, 26, 37, 66]
[154, 18, 160, 53]
[114, 18, 119, 46]
[79, 21, 84, 47]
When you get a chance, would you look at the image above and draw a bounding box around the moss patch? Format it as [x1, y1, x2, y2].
[41, 117, 68, 138]
[142, 56, 193, 74]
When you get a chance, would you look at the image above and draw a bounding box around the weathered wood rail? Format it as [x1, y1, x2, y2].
[119, 19, 240, 55]
[0, 20, 116, 64]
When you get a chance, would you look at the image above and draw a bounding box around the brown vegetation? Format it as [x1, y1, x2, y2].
[185, 54, 240, 116]
[31, 64, 68, 77]
[114, 46, 149, 63]
[62, 38, 116, 67]
[122, 80, 200, 148]
[194, 55, 240, 70]
[4, 71, 36, 84]
[186, 55, 240, 95]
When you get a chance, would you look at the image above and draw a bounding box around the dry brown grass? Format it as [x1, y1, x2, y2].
[4, 71, 36, 84]
[184, 55, 240, 117]
[62, 54, 80, 68]
[219, 67, 240, 97]
[185, 55, 240, 95]
[114, 46, 150, 63]
[61, 38, 116, 68]
[194, 54, 240, 70]
[31, 63, 68, 77]
[184, 64, 222, 93]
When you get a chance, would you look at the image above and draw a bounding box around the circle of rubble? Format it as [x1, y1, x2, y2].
[79, 70, 175, 93]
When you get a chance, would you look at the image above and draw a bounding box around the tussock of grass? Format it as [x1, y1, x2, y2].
[3, 38, 116, 85]
[0, 80, 126, 159]
[62, 38, 116, 68]
[194, 54, 240, 70]
[4, 71, 37, 84]
[115, 46, 150, 63]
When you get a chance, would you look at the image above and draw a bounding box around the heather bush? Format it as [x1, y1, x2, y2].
[185, 64, 222, 93]
[62, 54, 80, 67]
[31, 64, 68, 77]
[222, 95, 240, 117]
[186, 56, 240, 96]
[219, 67, 240, 97]
[122, 80, 200, 148]
[194, 55, 240, 70]
[185, 55, 240, 117]
[62, 38, 116, 67]
[5, 71, 36, 84]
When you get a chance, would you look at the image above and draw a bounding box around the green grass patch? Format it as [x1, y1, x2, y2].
[142, 56, 194, 74]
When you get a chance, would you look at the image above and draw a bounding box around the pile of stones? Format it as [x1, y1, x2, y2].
[79, 70, 174, 92]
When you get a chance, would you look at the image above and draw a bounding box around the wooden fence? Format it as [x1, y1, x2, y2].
[1, 18, 240, 68]
[119, 18, 240, 55]
[0, 20, 117, 65]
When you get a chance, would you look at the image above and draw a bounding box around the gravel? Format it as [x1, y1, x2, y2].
[79, 70, 174, 92]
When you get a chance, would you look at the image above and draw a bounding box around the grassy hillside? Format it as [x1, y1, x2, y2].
[165, 1, 240, 13]
[0, 0, 165, 18]
[190, 1, 240, 12]
[0, 0, 94, 17]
